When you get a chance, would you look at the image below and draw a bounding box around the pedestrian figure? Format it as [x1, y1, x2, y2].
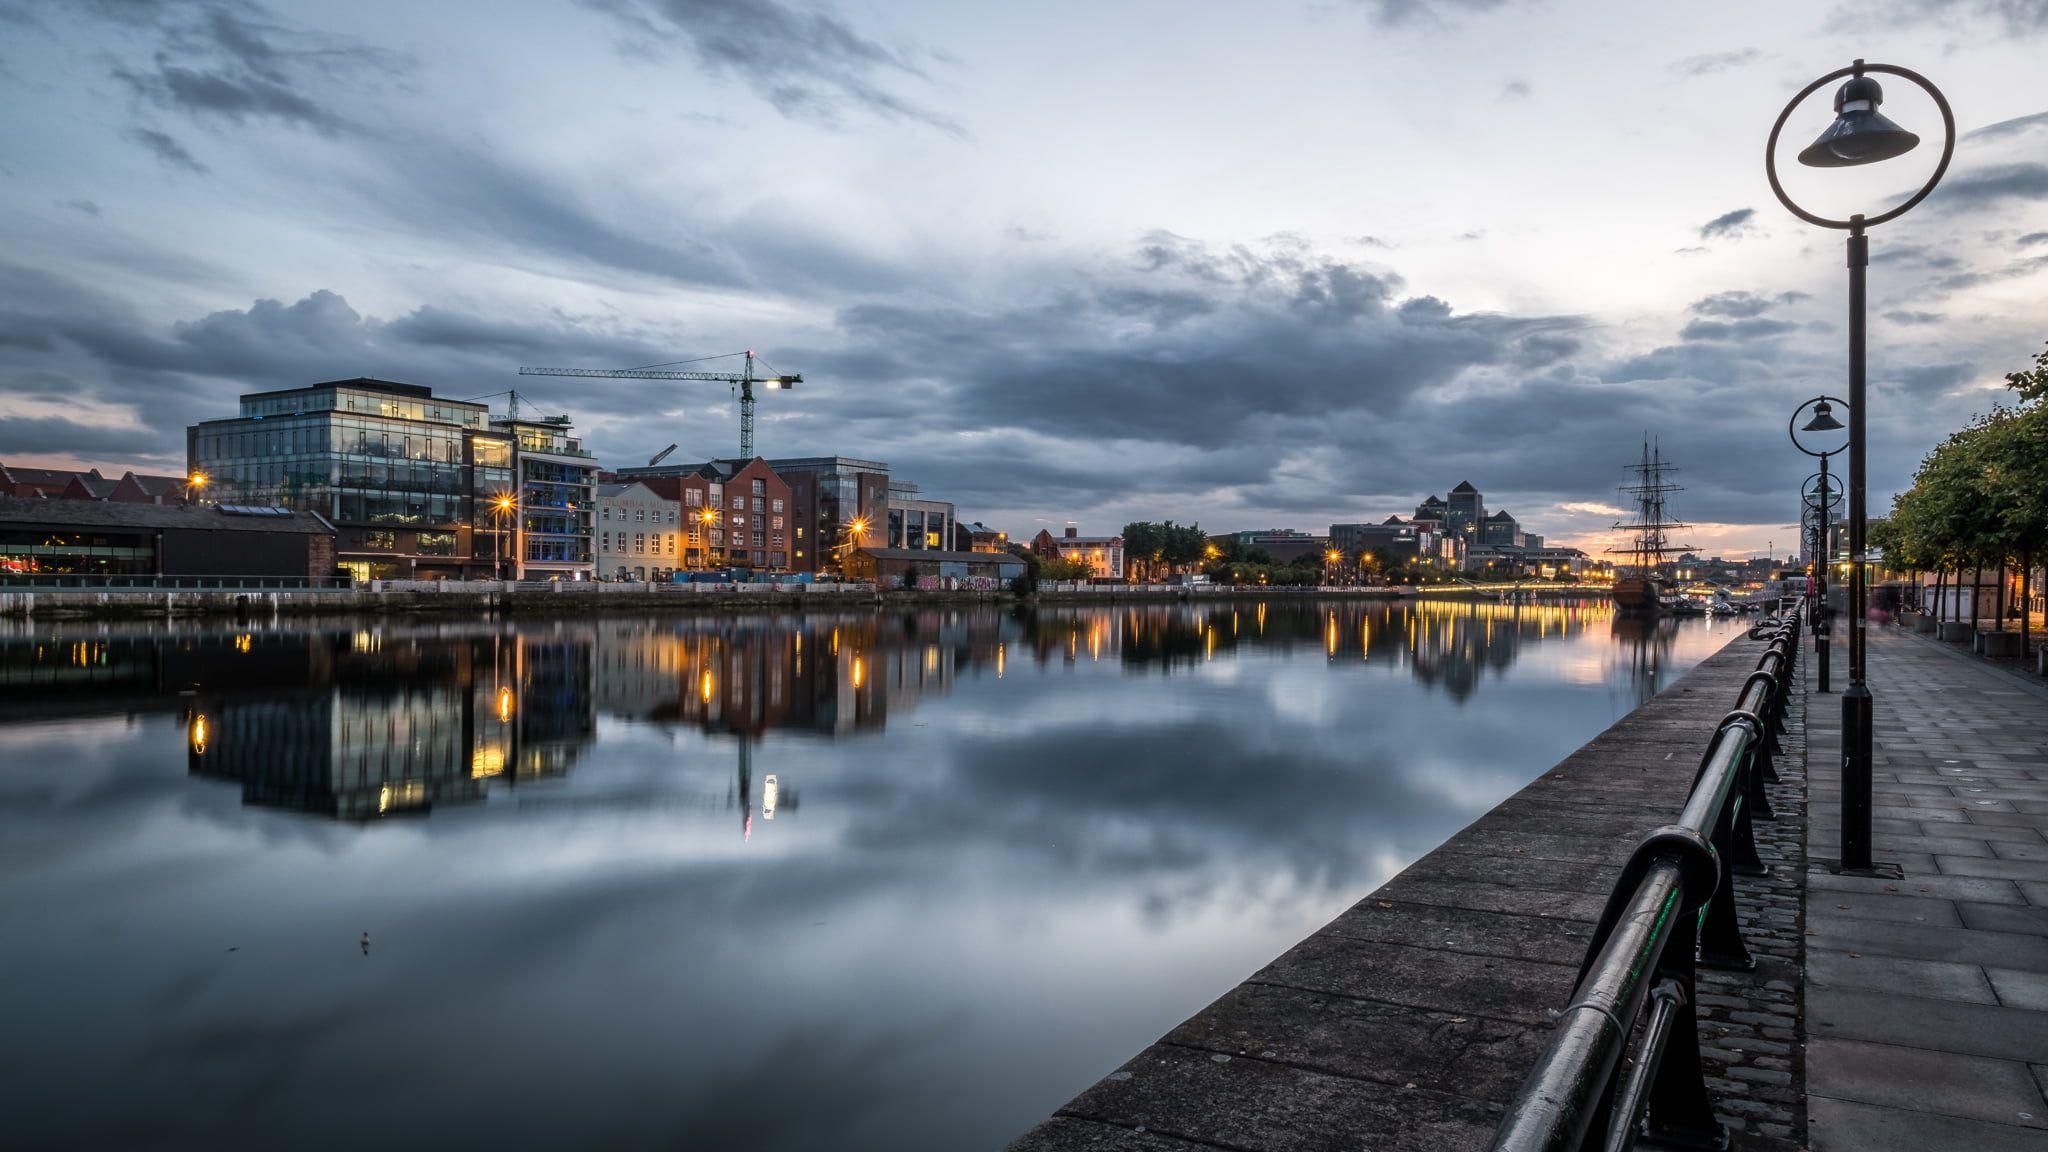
[361, 931, 370, 956]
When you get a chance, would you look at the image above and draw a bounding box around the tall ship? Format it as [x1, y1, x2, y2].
[1606, 439, 1697, 615]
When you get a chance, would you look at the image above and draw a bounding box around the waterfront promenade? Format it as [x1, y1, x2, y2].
[1805, 625, 2048, 1150]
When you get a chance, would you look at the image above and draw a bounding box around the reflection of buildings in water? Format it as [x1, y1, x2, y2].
[590, 612, 996, 836]
[1608, 613, 1683, 710]
[1015, 598, 1615, 701]
[591, 610, 1007, 740]
[176, 627, 597, 820]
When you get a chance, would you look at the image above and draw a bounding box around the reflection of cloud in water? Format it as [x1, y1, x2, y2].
[0, 600, 1733, 1151]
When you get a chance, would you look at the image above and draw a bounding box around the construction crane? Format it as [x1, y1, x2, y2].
[517, 351, 800, 459]
[647, 443, 679, 468]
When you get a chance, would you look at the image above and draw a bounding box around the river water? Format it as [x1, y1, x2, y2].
[0, 599, 1736, 1150]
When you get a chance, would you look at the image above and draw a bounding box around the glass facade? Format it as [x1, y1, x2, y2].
[187, 380, 592, 580]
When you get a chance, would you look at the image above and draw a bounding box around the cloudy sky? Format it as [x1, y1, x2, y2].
[1, 0, 2044, 555]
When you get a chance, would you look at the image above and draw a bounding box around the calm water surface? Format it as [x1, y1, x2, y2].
[0, 599, 1736, 1150]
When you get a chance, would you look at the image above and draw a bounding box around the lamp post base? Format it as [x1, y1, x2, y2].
[1841, 682, 1874, 871]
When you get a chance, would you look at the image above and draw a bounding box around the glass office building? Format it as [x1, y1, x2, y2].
[187, 378, 592, 581]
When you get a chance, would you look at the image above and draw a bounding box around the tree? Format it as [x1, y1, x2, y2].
[1038, 554, 1094, 580]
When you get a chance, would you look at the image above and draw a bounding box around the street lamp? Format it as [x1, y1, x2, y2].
[1325, 549, 1342, 587]
[1791, 394, 1849, 691]
[1767, 59, 1954, 874]
[185, 470, 208, 504]
[491, 493, 517, 581]
[698, 506, 720, 569]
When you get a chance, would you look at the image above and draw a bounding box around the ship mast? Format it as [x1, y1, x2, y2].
[1606, 437, 1696, 576]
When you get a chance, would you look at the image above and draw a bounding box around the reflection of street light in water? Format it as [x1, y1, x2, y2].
[189, 714, 209, 755]
[763, 774, 778, 820]
[497, 686, 514, 724]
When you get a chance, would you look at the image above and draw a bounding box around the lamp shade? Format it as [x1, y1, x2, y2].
[1798, 75, 1919, 167]
[1802, 399, 1845, 432]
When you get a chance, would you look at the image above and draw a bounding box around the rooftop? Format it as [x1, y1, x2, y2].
[857, 547, 1024, 564]
[0, 497, 334, 535]
[243, 377, 447, 403]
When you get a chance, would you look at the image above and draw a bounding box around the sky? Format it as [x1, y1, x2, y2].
[0, 0, 2044, 558]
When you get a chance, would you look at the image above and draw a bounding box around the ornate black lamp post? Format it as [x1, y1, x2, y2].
[1767, 60, 1954, 872]
[1792, 396, 1849, 690]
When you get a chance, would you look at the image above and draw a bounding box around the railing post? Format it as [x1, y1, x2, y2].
[1698, 717, 1759, 970]
[1638, 913, 1728, 1151]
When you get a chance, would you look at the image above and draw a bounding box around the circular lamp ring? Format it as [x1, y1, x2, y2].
[1788, 394, 1851, 457]
[1765, 62, 1955, 231]
[1802, 473, 1843, 510]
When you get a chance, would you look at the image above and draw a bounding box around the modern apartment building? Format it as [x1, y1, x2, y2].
[186, 378, 594, 581]
[1446, 480, 1485, 537]
[885, 480, 955, 551]
[497, 414, 598, 580]
[1329, 518, 1424, 562]
[188, 379, 511, 580]
[763, 456, 892, 574]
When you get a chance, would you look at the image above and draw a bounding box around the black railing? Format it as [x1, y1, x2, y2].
[1491, 604, 1802, 1152]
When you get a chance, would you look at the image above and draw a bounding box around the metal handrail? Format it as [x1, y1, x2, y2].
[1491, 602, 1803, 1152]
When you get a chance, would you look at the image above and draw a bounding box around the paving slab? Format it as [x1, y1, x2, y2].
[1809, 1096, 2048, 1151]
[1807, 625, 2048, 1151]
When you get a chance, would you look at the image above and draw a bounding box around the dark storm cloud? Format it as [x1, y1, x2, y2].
[1670, 48, 1761, 77]
[2020, 232, 2048, 247]
[0, 415, 163, 457]
[582, 0, 960, 135]
[1883, 309, 1945, 325]
[0, 227, 1912, 539]
[123, 125, 207, 172]
[1698, 207, 1757, 240]
[87, 1, 407, 139]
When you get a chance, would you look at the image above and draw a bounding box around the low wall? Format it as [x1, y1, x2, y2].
[0, 582, 1043, 620]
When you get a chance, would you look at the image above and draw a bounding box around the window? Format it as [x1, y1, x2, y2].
[601, 531, 610, 549]
[635, 533, 645, 553]
[666, 534, 675, 554]
[729, 495, 744, 510]
[771, 516, 784, 530]
[751, 479, 765, 495]
[363, 530, 397, 550]
[603, 507, 611, 521]
[635, 508, 645, 522]
[796, 527, 804, 540]
[771, 498, 784, 513]
[731, 515, 746, 528]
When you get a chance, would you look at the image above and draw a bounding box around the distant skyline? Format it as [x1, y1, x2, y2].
[1, 0, 2044, 556]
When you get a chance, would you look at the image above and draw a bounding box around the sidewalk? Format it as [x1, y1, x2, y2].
[1805, 623, 2048, 1150]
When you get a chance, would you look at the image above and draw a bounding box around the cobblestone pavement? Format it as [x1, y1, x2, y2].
[1693, 648, 1809, 1151]
[1805, 623, 2048, 1151]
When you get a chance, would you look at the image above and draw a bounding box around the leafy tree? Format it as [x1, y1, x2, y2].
[1037, 554, 1095, 580]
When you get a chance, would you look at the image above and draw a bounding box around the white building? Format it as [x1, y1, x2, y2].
[597, 481, 684, 581]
